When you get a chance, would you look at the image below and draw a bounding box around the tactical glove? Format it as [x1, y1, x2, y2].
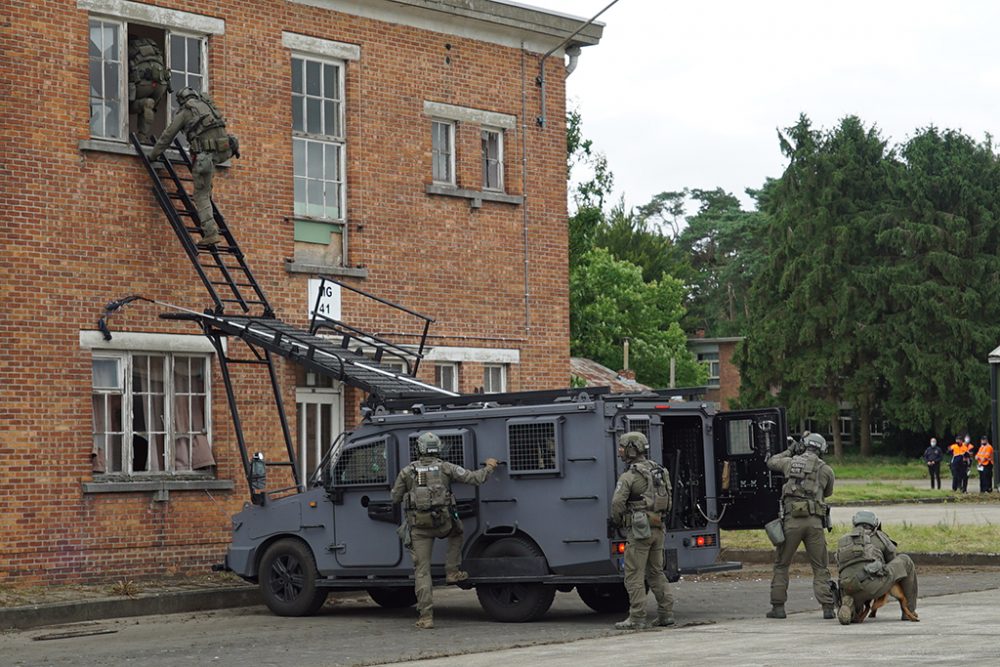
[485, 458, 498, 469]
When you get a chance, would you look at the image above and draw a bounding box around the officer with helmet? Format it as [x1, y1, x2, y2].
[610, 431, 675, 630]
[835, 509, 919, 624]
[149, 87, 240, 247]
[765, 432, 837, 619]
[390, 432, 497, 629]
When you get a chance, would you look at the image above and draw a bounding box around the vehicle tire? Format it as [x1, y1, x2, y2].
[367, 586, 418, 609]
[576, 583, 630, 614]
[475, 536, 555, 623]
[258, 538, 327, 616]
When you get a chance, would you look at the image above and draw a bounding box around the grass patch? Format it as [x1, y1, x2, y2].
[830, 455, 930, 480]
[722, 521, 1000, 554]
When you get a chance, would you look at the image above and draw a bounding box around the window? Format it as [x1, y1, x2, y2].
[408, 432, 465, 466]
[332, 438, 388, 486]
[481, 128, 503, 190]
[725, 419, 755, 455]
[698, 351, 720, 385]
[435, 363, 458, 393]
[87, 18, 208, 142]
[483, 364, 506, 394]
[432, 120, 455, 185]
[507, 420, 559, 474]
[91, 352, 213, 475]
[625, 415, 651, 440]
[292, 55, 344, 220]
[89, 18, 124, 139]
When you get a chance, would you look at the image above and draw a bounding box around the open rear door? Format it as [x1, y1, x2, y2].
[713, 408, 786, 530]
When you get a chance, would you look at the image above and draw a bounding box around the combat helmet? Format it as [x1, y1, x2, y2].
[415, 432, 441, 457]
[803, 432, 828, 455]
[618, 431, 649, 462]
[852, 510, 879, 529]
[175, 86, 199, 104]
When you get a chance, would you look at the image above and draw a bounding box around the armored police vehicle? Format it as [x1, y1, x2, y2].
[223, 387, 786, 622]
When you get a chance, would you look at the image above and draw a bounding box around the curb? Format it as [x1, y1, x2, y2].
[724, 549, 1000, 567]
[0, 586, 261, 631]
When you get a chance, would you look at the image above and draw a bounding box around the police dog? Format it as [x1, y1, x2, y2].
[857, 582, 920, 623]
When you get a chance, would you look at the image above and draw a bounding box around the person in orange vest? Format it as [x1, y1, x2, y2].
[975, 436, 994, 494]
[948, 436, 970, 492]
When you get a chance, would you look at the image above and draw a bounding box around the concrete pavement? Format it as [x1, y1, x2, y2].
[393, 588, 997, 667]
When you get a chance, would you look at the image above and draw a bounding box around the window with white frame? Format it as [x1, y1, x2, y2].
[481, 128, 503, 190]
[91, 352, 214, 475]
[697, 351, 720, 385]
[435, 363, 458, 393]
[87, 17, 208, 142]
[483, 364, 506, 394]
[432, 120, 455, 185]
[292, 55, 345, 220]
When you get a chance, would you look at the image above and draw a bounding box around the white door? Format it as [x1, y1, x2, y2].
[295, 385, 343, 480]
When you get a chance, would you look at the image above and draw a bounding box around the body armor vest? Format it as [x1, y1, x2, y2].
[629, 460, 672, 514]
[407, 462, 449, 511]
[836, 528, 884, 569]
[782, 452, 822, 500]
[182, 94, 229, 152]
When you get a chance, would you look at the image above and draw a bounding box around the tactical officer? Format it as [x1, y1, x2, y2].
[127, 37, 170, 143]
[765, 432, 836, 619]
[390, 432, 497, 629]
[149, 88, 240, 247]
[836, 510, 919, 624]
[610, 431, 675, 630]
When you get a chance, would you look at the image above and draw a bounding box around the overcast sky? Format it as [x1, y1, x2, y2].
[527, 0, 1000, 212]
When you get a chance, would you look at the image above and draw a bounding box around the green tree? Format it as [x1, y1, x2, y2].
[570, 247, 706, 387]
[873, 127, 1000, 437]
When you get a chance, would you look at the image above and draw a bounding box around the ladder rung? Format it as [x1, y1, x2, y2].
[265, 462, 295, 467]
[210, 281, 256, 287]
[221, 298, 266, 304]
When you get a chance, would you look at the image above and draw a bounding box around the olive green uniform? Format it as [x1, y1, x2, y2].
[836, 526, 918, 618]
[149, 94, 235, 241]
[128, 38, 169, 143]
[766, 447, 836, 608]
[611, 457, 674, 624]
[390, 457, 495, 620]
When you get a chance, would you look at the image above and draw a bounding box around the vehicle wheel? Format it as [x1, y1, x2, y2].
[367, 586, 417, 609]
[475, 536, 555, 622]
[258, 538, 327, 616]
[576, 583, 630, 614]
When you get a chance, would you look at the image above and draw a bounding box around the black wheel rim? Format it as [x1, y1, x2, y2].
[268, 554, 305, 602]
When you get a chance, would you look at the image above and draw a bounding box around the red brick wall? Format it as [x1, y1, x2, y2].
[0, 0, 570, 584]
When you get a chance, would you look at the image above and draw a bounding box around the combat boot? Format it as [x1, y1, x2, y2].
[837, 595, 854, 625]
[197, 232, 221, 247]
[765, 604, 786, 619]
[823, 604, 836, 619]
[652, 613, 675, 627]
[614, 616, 648, 630]
[415, 615, 434, 629]
[445, 570, 469, 584]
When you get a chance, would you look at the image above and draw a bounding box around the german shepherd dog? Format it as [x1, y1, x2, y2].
[857, 581, 920, 623]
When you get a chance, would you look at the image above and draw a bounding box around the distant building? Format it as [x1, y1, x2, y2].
[687, 335, 742, 409]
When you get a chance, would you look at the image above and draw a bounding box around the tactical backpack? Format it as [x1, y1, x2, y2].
[128, 38, 169, 85]
[406, 462, 450, 528]
[183, 92, 234, 153]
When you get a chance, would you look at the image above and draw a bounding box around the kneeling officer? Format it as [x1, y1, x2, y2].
[391, 432, 497, 629]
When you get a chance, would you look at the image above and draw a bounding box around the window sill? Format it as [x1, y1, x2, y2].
[79, 139, 230, 167]
[285, 259, 368, 278]
[83, 477, 234, 502]
[425, 184, 524, 208]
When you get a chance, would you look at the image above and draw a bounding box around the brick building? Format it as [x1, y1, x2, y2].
[0, 0, 602, 584]
[688, 336, 743, 410]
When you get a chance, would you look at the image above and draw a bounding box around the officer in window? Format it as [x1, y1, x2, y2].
[836, 510, 919, 624]
[391, 432, 497, 629]
[127, 37, 170, 144]
[148, 87, 240, 247]
[610, 431, 675, 630]
[765, 432, 837, 620]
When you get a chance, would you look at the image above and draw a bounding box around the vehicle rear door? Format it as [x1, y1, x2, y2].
[713, 408, 786, 529]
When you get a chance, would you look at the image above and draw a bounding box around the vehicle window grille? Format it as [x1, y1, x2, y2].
[626, 416, 651, 439]
[507, 422, 557, 473]
[726, 419, 754, 455]
[332, 439, 388, 485]
[408, 433, 464, 466]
